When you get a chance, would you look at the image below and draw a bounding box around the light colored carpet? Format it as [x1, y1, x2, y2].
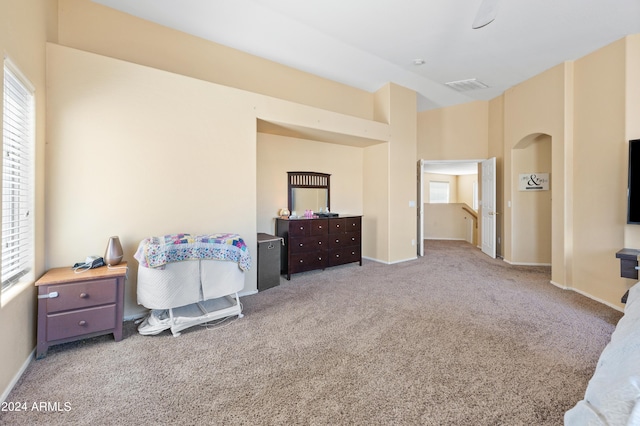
[0, 240, 622, 425]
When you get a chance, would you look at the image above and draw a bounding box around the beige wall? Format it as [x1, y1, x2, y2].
[363, 143, 390, 261]
[46, 43, 390, 318]
[424, 204, 469, 241]
[46, 44, 259, 317]
[0, 0, 57, 402]
[256, 133, 366, 235]
[375, 84, 418, 263]
[572, 38, 628, 303]
[457, 174, 477, 208]
[417, 100, 489, 160]
[503, 63, 568, 285]
[57, 0, 374, 120]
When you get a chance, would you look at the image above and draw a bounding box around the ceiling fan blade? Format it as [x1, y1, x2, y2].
[472, 0, 500, 29]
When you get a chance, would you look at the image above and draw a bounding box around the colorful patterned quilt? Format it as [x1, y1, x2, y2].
[134, 233, 251, 271]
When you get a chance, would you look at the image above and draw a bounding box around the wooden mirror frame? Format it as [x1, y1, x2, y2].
[287, 171, 331, 214]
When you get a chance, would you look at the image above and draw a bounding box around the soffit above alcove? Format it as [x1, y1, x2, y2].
[257, 119, 387, 148]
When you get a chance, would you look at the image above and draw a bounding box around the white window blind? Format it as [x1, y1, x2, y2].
[429, 181, 449, 204]
[2, 60, 34, 290]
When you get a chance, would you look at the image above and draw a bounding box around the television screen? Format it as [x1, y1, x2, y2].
[628, 139, 640, 224]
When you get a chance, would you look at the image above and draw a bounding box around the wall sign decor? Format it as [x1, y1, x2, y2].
[518, 173, 549, 191]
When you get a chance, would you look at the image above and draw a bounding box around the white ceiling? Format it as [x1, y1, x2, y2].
[92, 0, 640, 111]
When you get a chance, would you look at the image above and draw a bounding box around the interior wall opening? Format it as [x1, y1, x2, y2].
[420, 160, 482, 253]
[511, 134, 552, 265]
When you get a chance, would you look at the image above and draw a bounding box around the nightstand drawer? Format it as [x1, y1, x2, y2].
[45, 278, 117, 313]
[47, 304, 117, 341]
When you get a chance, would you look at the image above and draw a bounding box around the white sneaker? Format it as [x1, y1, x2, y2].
[137, 310, 171, 335]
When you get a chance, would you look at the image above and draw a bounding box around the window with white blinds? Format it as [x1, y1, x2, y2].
[429, 181, 450, 204]
[2, 59, 34, 290]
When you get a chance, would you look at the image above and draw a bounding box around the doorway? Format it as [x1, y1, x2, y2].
[418, 159, 495, 257]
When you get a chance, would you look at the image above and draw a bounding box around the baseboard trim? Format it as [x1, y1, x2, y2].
[390, 256, 418, 264]
[362, 256, 387, 264]
[503, 260, 551, 267]
[550, 280, 624, 313]
[362, 256, 417, 265]
[1, 348, 34, 403]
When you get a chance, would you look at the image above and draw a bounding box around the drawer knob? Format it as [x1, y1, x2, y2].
[351, 237, 355, 241]
[299, 226, 304, 230]
[299, 243, 304, 247]
[336, 254, 340, 258]
[336, 224, 340, 228]
[299, 260, 304, 263]
[336, 239, 339, 243]
[319, 225, 322, 229]
[318, 241, 322, 245]
[80, 293, 88, 299]
[78, 320, 87, 326]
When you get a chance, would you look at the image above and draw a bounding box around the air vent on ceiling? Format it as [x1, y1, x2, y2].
[444, 78, 489, 92]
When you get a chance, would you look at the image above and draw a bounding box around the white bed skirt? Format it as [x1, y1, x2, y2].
[137, 259, 245, 310]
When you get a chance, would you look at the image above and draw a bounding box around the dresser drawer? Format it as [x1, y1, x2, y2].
[290, 236, 327, 253]
[45, 278, 118, 314]
[309, 219, 328, 236]
[329, 246, 361, 267]
[345, 231, 360, 246]
[290, 251, 327, 273]
[47, 304, 117, 341]
[328, 218, 346, 234]
[288, 220, 311, 237]
[329, 232, 361, 248]
[344, 217, 361, 232]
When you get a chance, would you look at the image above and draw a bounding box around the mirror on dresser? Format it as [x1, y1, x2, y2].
[288, 171, 330, 215]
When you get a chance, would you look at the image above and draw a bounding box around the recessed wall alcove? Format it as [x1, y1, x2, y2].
[511, 133, 552, 265]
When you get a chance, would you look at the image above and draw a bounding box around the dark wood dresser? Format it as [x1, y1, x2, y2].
[276, 216, 362, 280]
